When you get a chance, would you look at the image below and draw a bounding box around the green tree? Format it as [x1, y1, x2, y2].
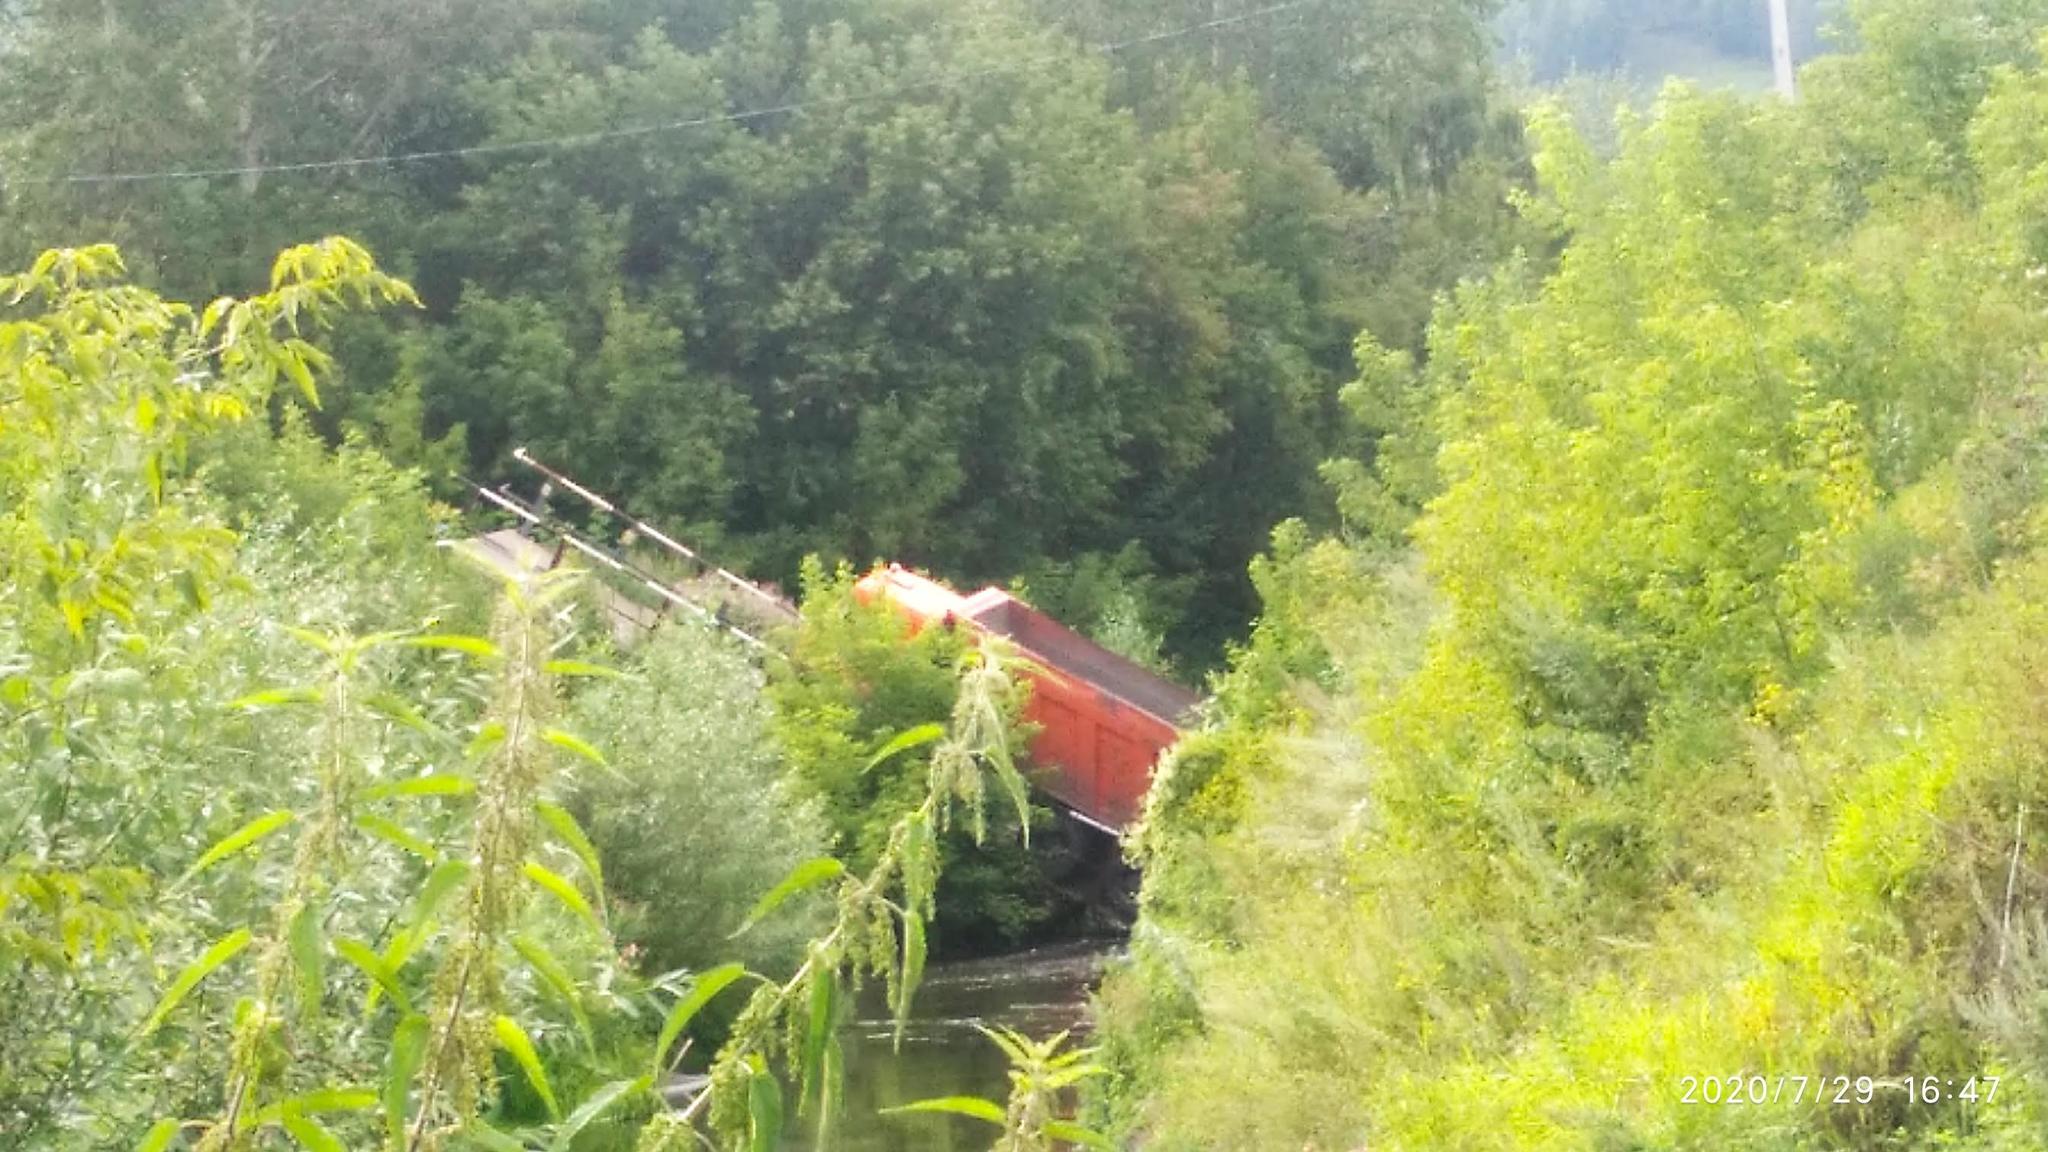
[767, 562, 1057, 954]
[569, 622, 828, 975]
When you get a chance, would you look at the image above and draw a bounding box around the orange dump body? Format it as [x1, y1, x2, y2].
[855, 565, 1199, 833]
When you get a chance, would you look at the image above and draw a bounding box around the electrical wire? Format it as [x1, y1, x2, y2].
[6, 0, 1332, 188]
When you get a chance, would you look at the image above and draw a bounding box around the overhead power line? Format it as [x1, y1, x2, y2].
[11, 0, 1330, 189]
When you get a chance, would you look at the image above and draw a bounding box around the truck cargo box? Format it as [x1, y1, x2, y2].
[857, 565, 1199, 832]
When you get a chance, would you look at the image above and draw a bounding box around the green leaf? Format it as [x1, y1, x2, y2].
[801, 964, 834, 1114]
[367, 930, 414, 1015]
[746, 1062, 783, 1152]
[365, 693, 438, 738]
[228, 686, 322, 710]
[864, 724, 946, 774]
[548, 1077, 649, 1152]
[253, 1087, 377, 1123]
[175, 810, 294, 888]
[281, 1106, 345, 1152]
[385, 1014, 429, 1146]
[651, 964, 746, 1083]
[541, 659, 620, 679]
[398, 634, 501, 659]
[513, 934, 594, 1054]
[282, 348, 320, 409]
[411, 858, 471, 932]
[466, 724, 507, 759]
[134, 1118, 183, 1152]
[493, 1014, 560, 1121]
[540, 728, 607, 769]
[882, 1096, 1006, 1125]
[979, 1024, 1033, 1067]
[355, 813, 439, 862]
[281, 628, 340, 655]
[535, 802, 604, 890]
[287, 903, 325, 1020]
[334, 937, 413, 1015]
[139, 929, 252, 1038]
[363, 774, 476, 801]
[1043, 1120, 1116, 1149]
[523, 861, 604, 936]
[894, 911, 925, 1046]
[734, 858, 844, 937]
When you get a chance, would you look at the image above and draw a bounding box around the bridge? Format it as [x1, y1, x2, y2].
[459, 451, 1198, 835]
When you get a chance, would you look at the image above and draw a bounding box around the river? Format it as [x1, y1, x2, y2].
[793, 941, 1112, 1151]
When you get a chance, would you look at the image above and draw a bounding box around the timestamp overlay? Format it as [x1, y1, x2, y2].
[1676, 1074, 2005, 1107]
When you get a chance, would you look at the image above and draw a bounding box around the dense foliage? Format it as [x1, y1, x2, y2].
[567, 622, 827, 976]
[0, 0, 1524, 667]
[0, 238, 1093, 1151]
[1097, 3, 2048, 1148]
[766, 561, 1058, 955]
[31, 1, 2048, 1150]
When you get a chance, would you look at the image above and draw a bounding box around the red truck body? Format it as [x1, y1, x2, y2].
[856, 565, 1199, 833]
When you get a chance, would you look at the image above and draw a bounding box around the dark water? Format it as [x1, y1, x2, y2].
[797, 942, 1112, 1152]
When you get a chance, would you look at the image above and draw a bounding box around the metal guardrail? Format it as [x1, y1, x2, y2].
[460, 477, 782, 657]
[511, 448, 799, 626]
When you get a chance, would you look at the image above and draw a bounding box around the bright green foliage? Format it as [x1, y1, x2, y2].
[1096, 11, 2048, 1148]
[0, 239, 431, 1147]
[768, 561, 1056, 953]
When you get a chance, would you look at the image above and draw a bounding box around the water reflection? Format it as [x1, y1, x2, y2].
[793, 942, 1112, 1152]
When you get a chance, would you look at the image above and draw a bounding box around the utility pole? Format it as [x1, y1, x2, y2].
[1768, 0, 1798, 100]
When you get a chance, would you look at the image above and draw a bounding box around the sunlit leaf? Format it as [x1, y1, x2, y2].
[334, 937, 413, 1015]
[139, 929, 253, 1038]
[493, 1014, 560, 1121]
[398, 634, 501, 660]
[548, 1077, 649, 1152]
[881, 1096, 1006, 1124]
[651, 963, 746, 1083]
[522, 861, 603, 936]
[539, 728, 607, 770]
[541, 659, 620, 679]
[365, 693, 438, 738]
[354, 813, 439, 863]
[175, 810, 294, 888]
[227, 686, 322, 710]
[283, 628, 347, 657]
[363, 774, 476, 801]
[534, 802, 604, 914]
[134, 1118, 183, 1152]
[863, 724, 946, 774]
[734, 858, 843, 937]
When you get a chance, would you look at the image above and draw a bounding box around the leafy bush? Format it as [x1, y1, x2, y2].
[568, 622, 828, 976]
[1095, 14, 2048, 1148]
[768, 560, 1058, 955]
